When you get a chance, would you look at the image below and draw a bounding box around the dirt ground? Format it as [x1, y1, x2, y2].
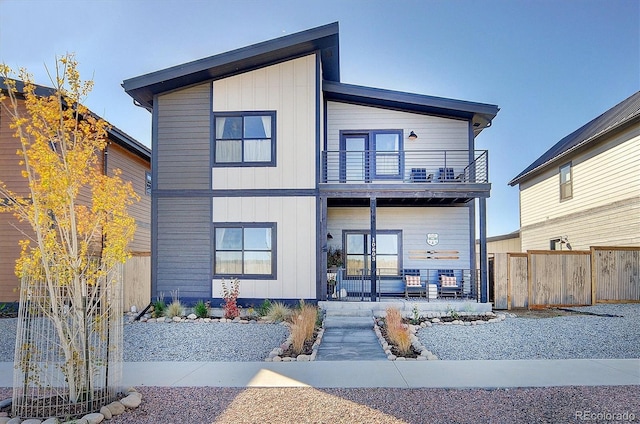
[501, 307, 587, 319]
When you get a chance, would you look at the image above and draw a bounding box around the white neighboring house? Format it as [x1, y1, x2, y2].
[509, 91, 640, 251]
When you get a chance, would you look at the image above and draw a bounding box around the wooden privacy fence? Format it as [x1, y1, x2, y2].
[122, 253, 151, 311]
[494, 246, 640, 309]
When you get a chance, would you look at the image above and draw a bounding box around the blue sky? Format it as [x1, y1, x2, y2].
[1, 0, 638, 237]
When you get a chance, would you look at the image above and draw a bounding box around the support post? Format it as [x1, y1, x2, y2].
[370, 197, 377, 301]
[479, 197, 488, 303]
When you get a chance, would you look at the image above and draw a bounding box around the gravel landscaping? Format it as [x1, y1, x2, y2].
[417, 303, 640, 360]
[0, 304, 638, 423]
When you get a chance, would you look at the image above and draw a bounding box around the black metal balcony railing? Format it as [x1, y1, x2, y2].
[326, 268, 479, 302]
[321, 150, 488, 184]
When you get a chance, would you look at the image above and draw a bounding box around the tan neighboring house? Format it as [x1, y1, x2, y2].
[0, 80, 151, 304]
[509, 91, 640, 251]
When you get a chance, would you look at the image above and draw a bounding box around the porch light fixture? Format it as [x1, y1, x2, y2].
[327, 233, 333, 240]
[408, 131, 418, 140]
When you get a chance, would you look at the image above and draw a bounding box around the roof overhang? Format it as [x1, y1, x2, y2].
[1, 79, 150, 161]
[509, 91, 640, 186]
[323, 81, 499, 135]
[123, 22, 340, 110]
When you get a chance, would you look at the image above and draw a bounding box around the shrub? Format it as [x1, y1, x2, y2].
[289, 303, 319, 355]
[194, 300, 209, 318]
[258, 299, 272, 317]
[221, 278, 240, 319]
[385, 307, 412, 355]
[265, 301, 292, 322]
[152, 295, 166, 318]
[166, 300, 184, 318]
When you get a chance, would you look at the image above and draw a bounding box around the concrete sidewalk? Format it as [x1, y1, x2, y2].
[1, 359, 638, 389]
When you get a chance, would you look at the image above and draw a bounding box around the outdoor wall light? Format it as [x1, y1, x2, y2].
[408, 131, 418, 140]
[327, 233, 333, 240]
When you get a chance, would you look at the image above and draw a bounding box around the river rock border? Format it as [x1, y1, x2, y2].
[0, 388, 142, 424]
[373, 311, 508, 361]
[265, 319, 325, 362]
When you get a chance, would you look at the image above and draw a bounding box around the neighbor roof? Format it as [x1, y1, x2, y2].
[1, 79, 150, 161]
[123, 22, 340, 110]
[323, 81, 499, 134]
[509, 91, 640, 186]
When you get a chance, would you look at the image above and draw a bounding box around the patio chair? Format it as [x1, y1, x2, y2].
[403, 268, 424, 299]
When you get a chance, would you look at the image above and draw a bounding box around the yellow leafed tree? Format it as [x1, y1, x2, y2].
[0, 55, 138, 415]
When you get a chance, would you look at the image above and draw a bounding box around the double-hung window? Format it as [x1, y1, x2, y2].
[214, 223, 276, 279]
[559, 162, 572, 200]
[213, 111, 276, 166]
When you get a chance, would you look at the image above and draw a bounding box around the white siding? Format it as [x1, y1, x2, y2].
[212, 197, 316, 300]
[326, 206, 471, 271]
[520, 125, 640, 250]
[212, 54, 317, 190]
[326, 101, 469, 151]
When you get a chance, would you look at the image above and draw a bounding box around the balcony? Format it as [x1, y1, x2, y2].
[321, 149, 488, 184]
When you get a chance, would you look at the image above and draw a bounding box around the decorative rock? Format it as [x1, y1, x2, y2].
[204, 318, 211, 323]
[21, 419, 42, 424]
[100, 406, 112, 420]
[272, 356, 282, 362]
[417, 356, 427, 361]
[42, 419, 60, 424]
[120, 393, 142, 409]
[232, 317, 241, 322]
[172, 316, 182, 322]
[296, 354, 310, 361]
[187, 313, 197, 320]
[106, 401, 126, 416]
[139, 316, 148, 322]
[81, 413, 104, 424]
[387, 354, 396, 360]
[0, 418, 10, 424]
[431, 318, 440, 323]
[8, 418, 23, 424]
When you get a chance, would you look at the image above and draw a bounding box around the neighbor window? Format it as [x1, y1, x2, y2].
[213, 223, 276, 278]
[145, 171, 152, 196]
[213, 112, 276, 166]
[559, 162, 572, 200]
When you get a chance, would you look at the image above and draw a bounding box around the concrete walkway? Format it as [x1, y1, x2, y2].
[315, 315, 387, 361]
[1, 359, 638, 389]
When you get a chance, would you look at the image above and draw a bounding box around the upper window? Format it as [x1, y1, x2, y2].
[213, 223, 276, 279]
[559, 162, 572, 200]
[213, 112, 276, 166]
[340, 130, 403, 182]
[145, 171, 152, 196]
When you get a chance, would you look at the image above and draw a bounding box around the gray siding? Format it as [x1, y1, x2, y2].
[157, 83, 211, 190]
[156, 198, 211, 299]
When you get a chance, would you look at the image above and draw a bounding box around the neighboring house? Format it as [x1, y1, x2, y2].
[509, 91, 640, 251]
[0, 80, 151, 303]
[122, 22, 499, 305]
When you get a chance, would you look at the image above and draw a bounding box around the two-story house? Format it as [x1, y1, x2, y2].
[509, 91, 640, 251]
[122, 23, 499, 305]
[0, 80, 152, 304]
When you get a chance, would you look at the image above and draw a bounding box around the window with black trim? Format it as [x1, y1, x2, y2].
[145, 171, 152, 196]
[213, 223, 276, 278]
[340, 130, 403, 182]
[559, 162, 572, 200]
[344, 230, 401, 276]
[213, 111, 276, 166]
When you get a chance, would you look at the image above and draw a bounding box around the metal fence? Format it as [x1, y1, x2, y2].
[12, 263, 123, 419]
[321, 149, 488, 184]
[327, 268, 479, 301]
